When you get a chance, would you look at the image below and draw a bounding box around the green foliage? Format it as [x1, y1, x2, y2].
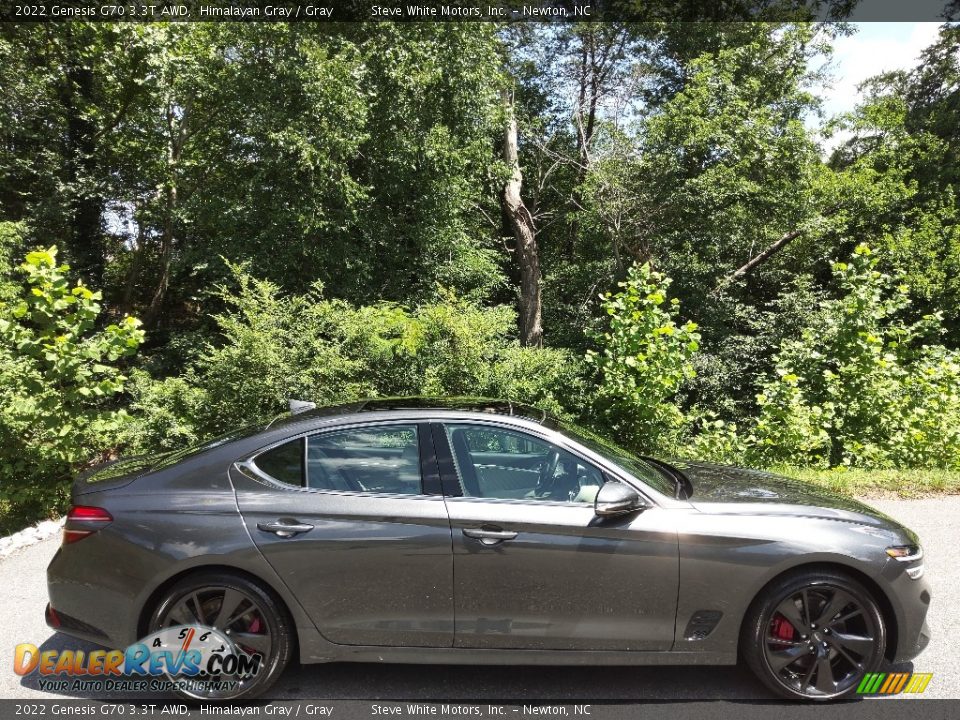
[684, 410, 752, 466]
[0, 246, 143, 522]
[829, 26, 960, 334]
[578, 25, 832, 306]
[0, 221, 24, 303]
[3, 22, 960, 530]
[123, 264, 583, 452]
[586, 263, 699, 450]
[752, 245, 960, 469]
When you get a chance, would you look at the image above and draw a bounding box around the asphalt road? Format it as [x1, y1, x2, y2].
[2, 497, 957, 701]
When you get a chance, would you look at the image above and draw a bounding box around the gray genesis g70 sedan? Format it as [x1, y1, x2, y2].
[46, 397, 931, 701]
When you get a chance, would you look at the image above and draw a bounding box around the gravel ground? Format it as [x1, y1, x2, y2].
[1, 497, 956, 701]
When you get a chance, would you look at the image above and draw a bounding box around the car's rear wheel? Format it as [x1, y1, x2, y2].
[147, 572, 294, 700]
[741, 569, 886, 700]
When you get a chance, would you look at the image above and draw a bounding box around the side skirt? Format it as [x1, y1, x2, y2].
[299, 640, 736, 667]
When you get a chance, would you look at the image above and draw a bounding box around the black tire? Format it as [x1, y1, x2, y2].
[741, 569, 886, 701]
[147, 572, 294, 701]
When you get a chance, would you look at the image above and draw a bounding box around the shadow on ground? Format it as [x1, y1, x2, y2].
[22, 631, 914, 702]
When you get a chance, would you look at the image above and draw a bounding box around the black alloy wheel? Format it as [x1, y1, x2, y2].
[148, 572, 293, 700]
[742, 569, 886, 700]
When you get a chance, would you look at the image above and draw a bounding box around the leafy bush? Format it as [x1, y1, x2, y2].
[683, 410, 752, 465]
[586, 263, 700, 451]
[123, 264, 584, 452]
[0, 246, 143, 525]
[752, 244, 960, 468]
[0, 222, 23, 304]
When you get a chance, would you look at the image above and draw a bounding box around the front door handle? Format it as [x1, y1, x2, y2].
[257, 519, 314, 538]
[462, 527, 518, 545]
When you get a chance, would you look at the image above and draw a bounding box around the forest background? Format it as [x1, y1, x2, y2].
[1, 17, 959, 531]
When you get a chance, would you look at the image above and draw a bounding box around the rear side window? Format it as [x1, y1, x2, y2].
[307, 425, 421, 494]
[254, 438, 304, 487]
[252, 425, 423, 495]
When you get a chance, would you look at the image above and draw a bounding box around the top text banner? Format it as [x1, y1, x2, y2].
[2, 0, 958, 23]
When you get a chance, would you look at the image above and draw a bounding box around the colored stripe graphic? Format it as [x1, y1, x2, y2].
[904, 673, 933, 693]
[879, 673, 898, 693]
[857, 672, 933, 694]
[867, 673, 886, 693]
[892, 673, 910, 694]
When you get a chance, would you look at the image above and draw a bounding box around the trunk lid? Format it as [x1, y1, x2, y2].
[72, 453, 172, 497]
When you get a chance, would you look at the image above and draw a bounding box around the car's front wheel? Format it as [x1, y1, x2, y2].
[147, 572, 294, 700]
[741, 569, 887, 700]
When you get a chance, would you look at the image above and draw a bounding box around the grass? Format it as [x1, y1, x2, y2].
[772, 465, 960, 498]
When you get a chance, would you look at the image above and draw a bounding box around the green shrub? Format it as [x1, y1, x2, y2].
[586, 262, 700, 451]
[683, 410, 752, 465]
[0, 221, 24, 304]
[0, 246, 143, 526]
[122, 264, 584, 452]
[752, 244, 960, 469]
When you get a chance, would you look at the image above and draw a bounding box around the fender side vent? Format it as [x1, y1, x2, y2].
[684, 610, 723, 640]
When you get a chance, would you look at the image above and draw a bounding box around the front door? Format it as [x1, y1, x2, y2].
[436, 422, 679, 651]
[232, 421, 453, 648]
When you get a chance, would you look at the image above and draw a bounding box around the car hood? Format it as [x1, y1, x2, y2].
[669, 459, 899, 529]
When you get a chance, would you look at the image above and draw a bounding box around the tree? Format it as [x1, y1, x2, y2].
[500, 89, 543, 347]
[502, 23, 646, 348]
[829, 25, 960, 338]
[0, 23, 153, 286]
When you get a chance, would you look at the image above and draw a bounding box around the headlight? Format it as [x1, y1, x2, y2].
[886, 544, 923, 562]
[887, 545, 924, 579]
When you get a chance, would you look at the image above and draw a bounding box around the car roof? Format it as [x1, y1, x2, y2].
[267, 396, 550, 433]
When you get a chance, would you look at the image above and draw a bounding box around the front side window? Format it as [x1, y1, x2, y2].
[445, 424, 604, 503]
[548, 420, 674, 496]
[253, 424, 422, 495]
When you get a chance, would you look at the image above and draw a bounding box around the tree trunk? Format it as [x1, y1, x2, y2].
[120, 200, 148, 316]
[144, 100, 185, 327]
[61, 54, 105, 286]
[500, 91, 543, 348]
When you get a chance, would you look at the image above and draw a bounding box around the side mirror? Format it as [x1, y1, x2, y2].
[595, 482, 645, 517]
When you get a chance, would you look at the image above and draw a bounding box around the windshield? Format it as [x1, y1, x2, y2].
[549, 420, 677, 497]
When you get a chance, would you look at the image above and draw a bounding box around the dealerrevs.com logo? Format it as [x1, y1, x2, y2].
[14, 625, 261, 694]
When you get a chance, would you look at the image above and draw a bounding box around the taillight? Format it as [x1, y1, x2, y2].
[63, 505, 113, 545]
[45, 603, 61, 628]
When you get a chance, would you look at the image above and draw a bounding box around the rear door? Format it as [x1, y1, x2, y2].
[231, 421, 454, 647]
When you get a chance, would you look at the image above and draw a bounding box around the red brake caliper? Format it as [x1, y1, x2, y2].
[771, 613, 795, 643]
[239, 615, 263, 655]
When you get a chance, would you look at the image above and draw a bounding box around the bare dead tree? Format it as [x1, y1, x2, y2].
[500, 90, 543, 348]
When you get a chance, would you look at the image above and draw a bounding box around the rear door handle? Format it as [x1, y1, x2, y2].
[257, 519, 314, 538]
[462, 527, 518, 545]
